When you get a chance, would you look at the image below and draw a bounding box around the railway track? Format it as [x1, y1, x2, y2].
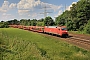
[67, 36, 90, 45]
[38, 32, 90, 50]
[63, 35, 90, 50]
[69, 34, 90, 41]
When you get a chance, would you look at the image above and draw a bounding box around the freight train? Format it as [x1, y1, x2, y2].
[9, 25, 68, 37]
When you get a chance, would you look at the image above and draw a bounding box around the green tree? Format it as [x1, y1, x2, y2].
[76, 0, 90, 30]
[27, 19, 31, 26]
[55, 10, 70, 26]
[37, 18, 44, 26]
[0, 21, 9, 28]
[55, 0, 90, 31]
[31, 19, 37, 26]
[37, 22, 44, 26]
[7, 19, 19, 25]
[44, 16, 54, 26]
[84, 20, 90, 34]
[38, 18, 44, 22]
[20, 19, 31, 26]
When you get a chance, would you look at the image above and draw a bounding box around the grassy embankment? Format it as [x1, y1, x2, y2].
[0, 28, 90, 60]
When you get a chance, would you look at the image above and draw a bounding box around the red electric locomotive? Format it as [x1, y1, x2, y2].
[44, 26, 68, 37]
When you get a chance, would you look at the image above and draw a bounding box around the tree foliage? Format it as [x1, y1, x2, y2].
[0, 22, 9, 28]
[55, 0, 90, 32]
[37, 18, 44, 26]
[44, 16, 55, 26]
[84, 20, 90, 34]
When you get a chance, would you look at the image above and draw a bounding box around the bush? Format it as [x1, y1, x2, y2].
[0, 22, 9, 28]
[84, 20, 90, 34]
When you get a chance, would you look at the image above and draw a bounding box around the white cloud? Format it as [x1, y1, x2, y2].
[32, 13, 37, 17]
[2, 1, 9, 9]
[0, 8, 7, 13]
[41, 2, 62, 11]
[0, 1, 17, 20]
[18, 9, 30, 15]
[54, 2, 77, 18]
[0, 0, 17, 13]
[54, 10, 63, 18]
[2, 13, 11, 16]
[28, 14, 31, 16]
[18, 10, 30, 13]
[17, 0, 41, 10]
[58, 10, 63, 15]
[66, 2, 77, 11]
[9, 3, 17, 9]
[1, 13, 15, 21]
[17, 0, 41, 16]
[17, 0, 62, 18]
[0, 0, 63, 20]
[0, 0, 9, 13]
[28, 13, 38, 17]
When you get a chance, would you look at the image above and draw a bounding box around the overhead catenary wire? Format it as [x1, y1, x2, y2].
[40, 6, 52, 18]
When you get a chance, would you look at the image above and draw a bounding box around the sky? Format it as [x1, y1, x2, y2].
[0, 0, 78, 21]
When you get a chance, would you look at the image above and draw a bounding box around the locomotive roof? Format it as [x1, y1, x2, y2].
[45, 26, 67, 28]
[45, 26, 57, 28]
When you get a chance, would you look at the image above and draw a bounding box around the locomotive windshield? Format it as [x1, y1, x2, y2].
[61, 28, 67, 30]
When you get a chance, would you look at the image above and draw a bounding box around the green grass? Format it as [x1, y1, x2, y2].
[0, 28, 90, 60]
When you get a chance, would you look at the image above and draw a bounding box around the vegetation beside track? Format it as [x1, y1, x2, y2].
[0, 28, 90, 60]
[69, 31, 90, 36]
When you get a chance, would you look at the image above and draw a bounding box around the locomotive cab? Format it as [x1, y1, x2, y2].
[58, 26, 68, 37]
